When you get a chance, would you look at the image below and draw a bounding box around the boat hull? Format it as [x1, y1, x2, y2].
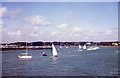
[18, 55, 32, 59]
[51, 55, 57, 58]
[87, 47, 99, 51]
[43, 54, 47, 56]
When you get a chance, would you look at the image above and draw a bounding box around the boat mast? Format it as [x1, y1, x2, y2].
[26, 38, 28, 54]
[44, 42, 45, 52]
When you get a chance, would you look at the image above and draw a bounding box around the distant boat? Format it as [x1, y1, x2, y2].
[60, 46, 62, 48]
[66, 46, 68, 48]
[43, 43, 47, 56]
[83, 45, 86, 49]
[95, 46, 99, 49]
[18, 42, 32, 59]
[79, 45, 82, 49]
[43, 52, 47, 56]
[18, 53, 32, 59]
[78, 45, 82, 51]
[87, 46, 99, 51]
[51, 44, 58, 57]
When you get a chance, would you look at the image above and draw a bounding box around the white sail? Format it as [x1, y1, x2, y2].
[83, 45, 86, 49]
[60, 46, 62, 48]
[52, 44, 58, 56]
[79, 45, 82, 49]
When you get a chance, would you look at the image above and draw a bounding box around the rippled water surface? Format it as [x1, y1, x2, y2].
[2, 47, 118, 76]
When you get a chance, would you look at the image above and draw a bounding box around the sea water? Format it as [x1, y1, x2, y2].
[2, 47, 119, 76]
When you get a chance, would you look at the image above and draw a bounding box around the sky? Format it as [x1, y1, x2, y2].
[0, 2, 118, 43]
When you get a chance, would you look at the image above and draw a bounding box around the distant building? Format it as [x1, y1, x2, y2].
[86, 42, 91, 45]
[112, 43, 118, 46]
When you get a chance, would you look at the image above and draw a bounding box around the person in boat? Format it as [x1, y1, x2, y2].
[43, 52, 47, 56]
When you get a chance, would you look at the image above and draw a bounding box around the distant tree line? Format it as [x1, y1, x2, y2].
[1, 41, 119, 46]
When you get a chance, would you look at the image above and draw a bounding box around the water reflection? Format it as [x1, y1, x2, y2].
[51, 57, 58, 64]
[15, 60, 26, 76]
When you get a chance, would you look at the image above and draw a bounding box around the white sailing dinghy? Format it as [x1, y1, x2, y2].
[78, 45, 82, 51]
[43, 43, 47, 56]
[51, 44, 58, 58]
[66, 46, 68, 48]
[83, 45, 86, 49]
[18, 42, 32, 59]
[79, 45, 82, 49]
[60, 46, 62, 48]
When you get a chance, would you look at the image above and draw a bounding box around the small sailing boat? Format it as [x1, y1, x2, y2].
[79, 45, 82, 49]
[51, 44, 58, 58]
[60, 46, 62, 48]
[43, 52, 47, 56]
[18, 42, 32, 59]
[83, 45, 86, 49]
[78, 45, 82, 51]
[42, 43, 47, 56]
[87, 43, 99, 51]
[96, 47, 99, 49]
[66, 46, 68, 48]
[18, 53, 32, 59]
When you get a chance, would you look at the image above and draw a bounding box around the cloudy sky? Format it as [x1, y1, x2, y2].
[0, 2, 118, 43]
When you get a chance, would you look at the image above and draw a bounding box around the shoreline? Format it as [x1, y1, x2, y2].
[1, 46, 119, 51]
[1, 47, 52, 51]
[98, 46, 119, 47]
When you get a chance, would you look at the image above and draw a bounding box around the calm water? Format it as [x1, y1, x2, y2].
[2, 47, 119, 76]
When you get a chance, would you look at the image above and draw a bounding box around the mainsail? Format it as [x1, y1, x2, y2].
[79, 45, 82, 49]
[52, 44, 58, 56]
[83, 45, 86, 49]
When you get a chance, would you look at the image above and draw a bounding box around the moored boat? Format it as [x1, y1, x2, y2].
[18, 42, 32, 59]
[43, 52, 47, 56]
[78, 45, 83, 51]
